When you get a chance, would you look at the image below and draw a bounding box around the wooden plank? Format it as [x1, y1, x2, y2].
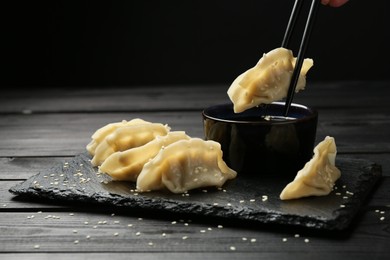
[0, 85, 230, 114]
[1, 109, 390, 157]
[0, 112, 204, 157]
[1, 81, 389, 113]
[0, 206, 389, 253]
[3, 252, 388, 260]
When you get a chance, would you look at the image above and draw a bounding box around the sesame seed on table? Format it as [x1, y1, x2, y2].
[1, 81, 390, 259]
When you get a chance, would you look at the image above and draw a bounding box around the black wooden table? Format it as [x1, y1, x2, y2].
[1, 81, 389, 259]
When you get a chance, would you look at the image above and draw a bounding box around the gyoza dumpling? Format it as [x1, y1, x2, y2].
[227, 47, 313, 113]
[100, 131, 191, 181]
[279, 136, 341, 200]
[86, 118, 150, 156]
[91, 123, 170, 166]
[136, 138, 237, 193]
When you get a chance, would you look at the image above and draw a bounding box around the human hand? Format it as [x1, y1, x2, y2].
[321, 0, 349, 7]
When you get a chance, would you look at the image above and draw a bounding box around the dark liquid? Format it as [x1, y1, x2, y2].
[228, 114, 297, 122]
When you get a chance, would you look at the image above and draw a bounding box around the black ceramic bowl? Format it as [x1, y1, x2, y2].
[202, 102, 318, 176]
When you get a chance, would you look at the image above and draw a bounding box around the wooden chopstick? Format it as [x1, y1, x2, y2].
[283, 0, 321, 117]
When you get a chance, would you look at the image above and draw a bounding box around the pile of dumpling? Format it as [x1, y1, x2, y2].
[86, 118, 237, 194]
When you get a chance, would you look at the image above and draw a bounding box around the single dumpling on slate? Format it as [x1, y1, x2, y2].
[99, 131, 191, 181]
[227, 47, 313, 113]
[279, 136, 341, 200]
[91, 123, 170, 166]
[86, 118, 150, 156]
[136, 138, 237, 194]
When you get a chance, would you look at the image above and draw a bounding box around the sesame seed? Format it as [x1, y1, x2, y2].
[114, 220, 120, 224]
[250, 199, 256, 202]
[380, 211, 385, 214]
[207, 227, 212, 231]
[213, 203, 219, 206]
[380, 217, 385, 221]
[86, 235, 91, 239]
[171, 221, 177, 224]
[93, 226, 98, 229]
[74, 240, 79, 244]
[34, 244, 40, 249]
[239, 200, 245, 203]
[202, 190, 208, 193]
[340, 204, 346, 208]
[282, 238, 288, 242]
[73, 230, 78, 233]
[148, 242, 154, 246]
[127, 224, 133, 227]
[136, 232, 141, 236]
[242, 237, 247, 241]
[182, 236, 188, 240]
[69, 213, 74, 216]
[217, 225, 223, 229]
[200, 230, 206, 233]
[294, 234, 300, 238]
[262, 195, 268, 202]
[162, 233, 166, 237]
[184, 223, 189, 226]
[304, 238, 310, 243]
[84, 221, 89, 225]
[138, 218, 143, 221]
[114, 232, 119, 236]
[229, 246, 236, 251]
[227, 203, 232, 206]
[250, 238, 256, 243]
[343, 196, 349, 199]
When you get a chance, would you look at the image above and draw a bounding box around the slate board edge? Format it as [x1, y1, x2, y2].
[8, 155, 382, 231]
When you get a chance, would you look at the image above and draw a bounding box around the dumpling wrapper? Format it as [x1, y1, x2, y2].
[91, 123, 170, 166]
[279, 136, 341, 200]
[227, 47, 313, 113]
[86, 118, 150, 156]
[136, 138, 237, 193]
[100, 131, 190, 181]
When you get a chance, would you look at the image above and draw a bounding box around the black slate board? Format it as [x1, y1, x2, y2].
[9, 153, 381, 230]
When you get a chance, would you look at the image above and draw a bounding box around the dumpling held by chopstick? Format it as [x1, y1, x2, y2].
[227, 47, 313, 113]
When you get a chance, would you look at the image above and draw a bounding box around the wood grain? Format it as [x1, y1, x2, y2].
[1, 81, 389, 113]
[1, 82, 390, 258]
[1, 109, 390, 157]
[0, 208, 389, 253]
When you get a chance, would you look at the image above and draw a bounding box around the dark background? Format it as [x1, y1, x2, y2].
[1, 0, 389, 87]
